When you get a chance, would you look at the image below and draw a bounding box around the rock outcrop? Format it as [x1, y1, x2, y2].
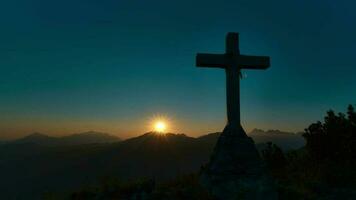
[200, 126, 278, 200]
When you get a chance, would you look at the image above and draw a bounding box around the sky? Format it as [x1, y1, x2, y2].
[0, 0, 355, 139]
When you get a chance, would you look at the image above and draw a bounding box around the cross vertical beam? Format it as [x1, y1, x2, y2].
[225, 65, 241, 128]
[225, 33, 241, 129]
[196, 32, 270, 135]
[226, 32, 240, 55]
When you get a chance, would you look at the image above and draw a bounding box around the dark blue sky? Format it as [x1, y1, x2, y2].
[0, 0, 355, 139]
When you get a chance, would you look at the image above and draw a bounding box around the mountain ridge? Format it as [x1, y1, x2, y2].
[0, 129, 305, 199]
[11, 131, 121, 146]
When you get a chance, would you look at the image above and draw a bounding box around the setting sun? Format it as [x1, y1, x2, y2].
[154, 121, 167, 133]
[149, 114, 171, 133]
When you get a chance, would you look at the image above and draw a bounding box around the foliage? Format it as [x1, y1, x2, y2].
[71, 177, 155, 200]
[70, 174, 214, 200]
[261, 142, 287, 170]
[150, 174, 214, 200]
[261, 105, 356, 199]
[302, 105, 356, 163]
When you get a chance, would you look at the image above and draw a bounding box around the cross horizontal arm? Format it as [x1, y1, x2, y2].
[238, 55, 270, 69]
[196, 53, 227, 68]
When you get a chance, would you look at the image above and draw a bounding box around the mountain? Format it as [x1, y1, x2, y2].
[197, 132, 220, 147]
[11, 131, 120, 146]
[97, 132, 213, 180]
[13, 132, 58, 145]
[0, 130, 304, 199]
[248, 128, 305, 151]
[60, 131, 121, 145]
[0, 132, 214, 199]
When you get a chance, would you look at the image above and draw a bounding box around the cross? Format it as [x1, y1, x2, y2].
[196, 32, 270, 135]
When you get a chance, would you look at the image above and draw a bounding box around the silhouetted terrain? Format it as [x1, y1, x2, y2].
[0, 129, 303, 199]
[197, 129, 304, 152]
[249, 129, 305, 151]
[68, 105, 356, 200]
[261, 105, 356, 199]
[13, 131, 121, 146]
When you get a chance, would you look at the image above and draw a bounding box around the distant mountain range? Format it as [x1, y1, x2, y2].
[0, 129, 305, 199]
[10, 131, 121, 146]
[248, 128, 305, 151]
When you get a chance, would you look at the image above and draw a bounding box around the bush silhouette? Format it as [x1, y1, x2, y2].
[262, 142, 287, 169]
[260, 105, 356, 199]
[303, 105, 356, 163]
[70, 175, 213, 200]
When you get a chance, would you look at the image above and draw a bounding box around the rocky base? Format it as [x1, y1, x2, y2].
[200, 125, 278, 200]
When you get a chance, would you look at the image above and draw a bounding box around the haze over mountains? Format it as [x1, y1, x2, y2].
[0, 129, 304, 199]
[249, 128, 304, 151]
[12, 131, 121, 146]
[0, 129, 303, 149]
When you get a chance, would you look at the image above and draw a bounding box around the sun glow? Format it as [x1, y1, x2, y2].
[154, 121, 167, 133]
[149, 114, 172, 134]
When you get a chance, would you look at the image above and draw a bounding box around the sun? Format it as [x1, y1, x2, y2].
[154, 121, 167, 133]
[149, 114, 171, 134]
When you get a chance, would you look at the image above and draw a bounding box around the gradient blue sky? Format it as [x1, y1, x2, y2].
[0, 0, 355, 139]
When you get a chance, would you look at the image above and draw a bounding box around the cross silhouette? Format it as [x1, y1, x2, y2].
[196, 32, 270, 134]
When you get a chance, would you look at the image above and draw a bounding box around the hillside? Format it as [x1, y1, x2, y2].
[13, 132, 58, 145]
[0, 132, 213, 199]
[0, 129, 305, 199]
[60, 131, 121, 145]
[11, 131, 120, 146]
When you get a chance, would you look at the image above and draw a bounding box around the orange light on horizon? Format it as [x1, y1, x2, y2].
[154, 121, 166, 133]
[149, 114, 171, 134]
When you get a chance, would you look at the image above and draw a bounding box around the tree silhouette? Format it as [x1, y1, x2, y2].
[261, 142, 287, 178]
[262, 142, 286, 167]
[303, 105, 356, 163]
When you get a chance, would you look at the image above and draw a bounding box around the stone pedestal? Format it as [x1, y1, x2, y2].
[200, 126, 277, 200]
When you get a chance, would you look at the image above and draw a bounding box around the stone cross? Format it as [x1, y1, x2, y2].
[196, 32, 270, 133]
